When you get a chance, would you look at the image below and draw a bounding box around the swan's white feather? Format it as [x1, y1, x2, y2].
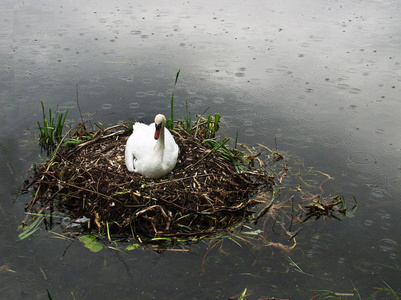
[125, 115, 179, 179]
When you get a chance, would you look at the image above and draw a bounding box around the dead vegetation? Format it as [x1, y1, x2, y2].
[23, 117, 276, 242]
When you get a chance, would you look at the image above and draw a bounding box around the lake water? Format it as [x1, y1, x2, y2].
[1, 0, 400, 299]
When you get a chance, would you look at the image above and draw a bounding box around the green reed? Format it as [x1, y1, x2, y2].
[37, 101, 68, 147]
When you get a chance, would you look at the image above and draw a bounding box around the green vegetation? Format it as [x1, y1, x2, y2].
[37, 101, 68, 148]
[166, 69, 180, 129]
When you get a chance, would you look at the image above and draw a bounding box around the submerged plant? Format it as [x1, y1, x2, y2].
[37, 101, 68, 148]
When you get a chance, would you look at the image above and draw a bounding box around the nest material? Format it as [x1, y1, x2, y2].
[26, 121, 274, 241]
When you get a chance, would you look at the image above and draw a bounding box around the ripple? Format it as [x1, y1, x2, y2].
[387, 176, 401, 188]
[135, 92, 147, 98]
[63, 101, 76, 109]
[5, 103, 16, 110]
[89, 85, 106, 95]
[306, 249, 318, 258]
[234, 72, 246, 77]
[121, 77, 134, 82]
[213, 97, 225, 104]
[335, 83, 350, 90]
[348, 152, 376, 165]
[379, 239, 397, 252]
[133, 112, 145, 118]
[214, 60, 229, 67]
[345, 165, 383, 182]
[269, 284, 279, 292]
[357, 261, 372, 273]
[129, 102, 140, 109]
[56, 106, 68, 114]
[224, 22, 236, 28]
[221, 115, 236, 128]
[321, 135, 343, 146]
[142, 78, 153, 84]
[349, 88, 361, 94]
[186, 95, 207, 108]
[130, 30, 141, 35]
[243, 120, 253, 126]
[280, 136, 310, 149]
[101, 103, 112, 110]
[146, 91, 156, 96]
[369, 188, 390, 202]
[376, 209, 390, 219]
[363, 219, 373, 226]
[244, 128, 256, 136]
[381, 222, 392, 231]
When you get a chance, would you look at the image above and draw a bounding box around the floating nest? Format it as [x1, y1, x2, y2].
[23, 117, 275, 242]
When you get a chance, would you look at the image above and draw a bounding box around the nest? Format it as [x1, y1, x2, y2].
[24, 119, 274, 242]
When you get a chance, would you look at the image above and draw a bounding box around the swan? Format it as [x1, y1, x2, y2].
[125, 114, 179, 179]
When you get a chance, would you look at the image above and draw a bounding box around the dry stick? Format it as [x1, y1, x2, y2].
[192, 110, 210, 138]
[252, 197, 275, 224]
[71, 111, 97, 136]
[158, 228, 228, 237]
[278, 163, 288, 184]
[288, 227, 302, 241]
[238, 142, 264, 168]
[271, 195, 294, 232]
[59, 181, 126, 207]
[289, 192, 295, 231]
[77, 130, 125, 148]
[184, 150, 214, 170]
[145, 173, 213, 186]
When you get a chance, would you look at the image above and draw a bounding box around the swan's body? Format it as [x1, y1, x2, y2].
[125, 114, 179, 179]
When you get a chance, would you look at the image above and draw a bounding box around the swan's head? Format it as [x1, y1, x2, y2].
[154, 114, 166, 140]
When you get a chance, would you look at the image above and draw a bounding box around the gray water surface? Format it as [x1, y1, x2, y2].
[1, 0, 400, 299]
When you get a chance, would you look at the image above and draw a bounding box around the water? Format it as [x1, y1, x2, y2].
[1, 0, 401, 298]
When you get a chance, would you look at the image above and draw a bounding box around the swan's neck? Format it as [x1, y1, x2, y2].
[154, 125, 165, 154]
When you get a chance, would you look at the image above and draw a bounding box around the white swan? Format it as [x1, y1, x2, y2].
[125, 114, 179, 179]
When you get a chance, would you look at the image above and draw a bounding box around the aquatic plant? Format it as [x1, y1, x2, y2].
[166, 69, 180, 129]
[37, 101, 68, 147]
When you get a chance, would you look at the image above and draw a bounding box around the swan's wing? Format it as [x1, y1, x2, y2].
[125, 123, 156, 172]
[125, 133, 138, 172]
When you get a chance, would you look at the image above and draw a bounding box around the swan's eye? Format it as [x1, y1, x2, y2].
[155, 123, 162, 131]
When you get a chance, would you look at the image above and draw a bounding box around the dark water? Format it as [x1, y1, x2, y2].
[1, 0, 400, 299]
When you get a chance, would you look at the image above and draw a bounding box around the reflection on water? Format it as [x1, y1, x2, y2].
[1, 0, 401, 298]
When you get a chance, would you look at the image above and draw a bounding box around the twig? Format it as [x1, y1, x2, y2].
[252, 197, 274, 224]
[77, 129, 125, 148]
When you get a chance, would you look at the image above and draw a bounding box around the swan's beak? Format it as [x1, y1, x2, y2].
[154, 123, 161, 140]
